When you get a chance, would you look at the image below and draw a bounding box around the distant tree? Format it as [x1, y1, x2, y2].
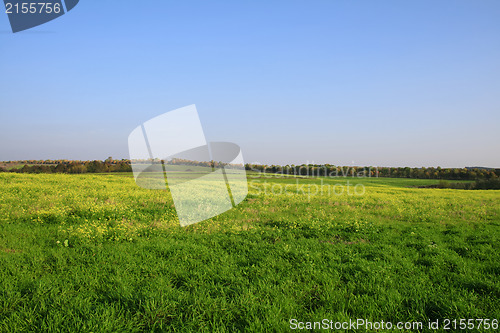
[68, 164, 87, 174]
[20, 164, 31, 173]
[54, 164, 68, 173]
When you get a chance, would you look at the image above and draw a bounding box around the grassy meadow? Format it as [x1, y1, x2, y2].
[0, 172, 499, 332]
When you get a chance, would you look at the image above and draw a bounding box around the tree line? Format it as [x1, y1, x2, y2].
[245, 164, 500, 180]
[1, 159, 499, 181]
[0, 159, 132, 174]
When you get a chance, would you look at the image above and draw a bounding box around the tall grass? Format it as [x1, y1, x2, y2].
[0, 173, 499, 332]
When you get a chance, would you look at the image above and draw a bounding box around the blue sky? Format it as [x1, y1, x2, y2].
[1, 0, 499, 167]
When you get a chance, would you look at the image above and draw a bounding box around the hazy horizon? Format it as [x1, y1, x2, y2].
[1, 157, 497, 170]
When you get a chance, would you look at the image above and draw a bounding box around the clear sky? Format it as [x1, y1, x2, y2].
[1, 0, 499, 167]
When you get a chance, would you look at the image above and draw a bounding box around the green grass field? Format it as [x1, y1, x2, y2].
[0, 173, 499, 332]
